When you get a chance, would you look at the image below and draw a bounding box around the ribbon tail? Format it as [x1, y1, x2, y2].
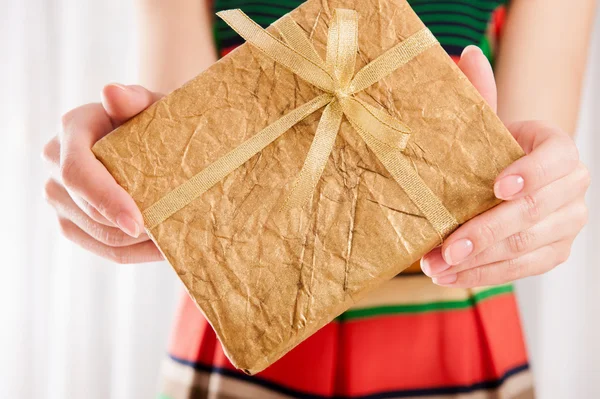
[143, 94, 332, 229]
[282, 99, 344, 211]
[340, 96, 411, 149]
[274, 15, 324, 65]
[347, 117, 458, 240]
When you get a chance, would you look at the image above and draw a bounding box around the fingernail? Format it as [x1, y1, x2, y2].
[116, 213, 141, 238]
[433, 274, 458, 286]
[494, 175, 525, 199]
[461, 45, 482, 57]
[109, 83, 128, 91]
[421, 248, 451, 276]
[444, 238, 474, 265]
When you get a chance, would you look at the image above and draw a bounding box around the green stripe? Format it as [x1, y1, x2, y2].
[217, 19, 486, 45]
[215, 14, 282, 39]
[428, 24, 484, 42]
[215, 14, 280, 28]
[410, 0, 505, 11]
[411, 3, 496, 19]
[479, 35, 494, 65]
[473, 284, 513, 302]
[417, 12, 489, 30]
[432, 35, 475, 48]
[339, 285, 514, 321]
[157, 395, 173, 399]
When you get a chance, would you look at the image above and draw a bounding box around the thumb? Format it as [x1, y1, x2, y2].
[457, 46, 497, 113]
[101, 84, 164, 127]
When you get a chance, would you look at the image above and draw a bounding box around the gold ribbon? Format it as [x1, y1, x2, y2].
[142, 9, 459, 239]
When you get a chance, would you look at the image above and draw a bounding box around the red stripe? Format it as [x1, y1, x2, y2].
[492, 6, 507, 39]
[213, 324, 340, 396]
[169, 292, 527, 397]
[168, 292, 218, 365]
[220, 46, 238, 57]
[333, 293, 528, 396]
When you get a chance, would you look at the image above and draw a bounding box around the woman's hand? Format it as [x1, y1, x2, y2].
[42, 84, 165, 264]
[421, 46, 590, 287]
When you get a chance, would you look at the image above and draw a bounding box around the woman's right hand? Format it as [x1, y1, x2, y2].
[42, 84, 165, 264]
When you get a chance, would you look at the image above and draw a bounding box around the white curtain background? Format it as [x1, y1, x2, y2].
[0, 1, 598, 398]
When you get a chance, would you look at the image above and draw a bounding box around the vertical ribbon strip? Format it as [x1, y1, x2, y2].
[142, 9, 459, 240]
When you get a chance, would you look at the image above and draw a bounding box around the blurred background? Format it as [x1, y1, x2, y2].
[0, 1, 599, 398]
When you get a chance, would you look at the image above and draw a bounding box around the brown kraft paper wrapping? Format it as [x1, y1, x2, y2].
[92, 0, 524, 374]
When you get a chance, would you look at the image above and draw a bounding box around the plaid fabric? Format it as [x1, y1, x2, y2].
[159, 1, 533, 398]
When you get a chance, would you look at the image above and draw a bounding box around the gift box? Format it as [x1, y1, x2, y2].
[92, 0, 523, 374]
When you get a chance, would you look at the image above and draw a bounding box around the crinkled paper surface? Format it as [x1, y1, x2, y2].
[92, 0, 524, 374]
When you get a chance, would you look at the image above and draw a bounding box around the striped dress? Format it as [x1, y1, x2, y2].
[159, 1, 534, 398]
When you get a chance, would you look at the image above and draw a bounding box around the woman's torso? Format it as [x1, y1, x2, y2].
[214, 0, 508, 64]
[158, 2, 533, 399]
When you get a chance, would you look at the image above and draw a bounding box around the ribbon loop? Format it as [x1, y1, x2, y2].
[142, 9, 459, 241]
[326, 9, 359, 90]
[349, 28, 438, 95]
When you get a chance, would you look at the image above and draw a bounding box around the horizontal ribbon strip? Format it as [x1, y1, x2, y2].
[142, 8, 459, 240]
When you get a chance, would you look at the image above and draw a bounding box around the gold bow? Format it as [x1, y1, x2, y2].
[143, 9, 459, 239]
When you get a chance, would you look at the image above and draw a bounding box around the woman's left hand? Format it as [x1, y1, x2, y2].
[420, 46, 591, 288]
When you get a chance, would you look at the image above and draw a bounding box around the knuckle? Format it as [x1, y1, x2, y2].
[101, 228, 128, 247]
[576, 163, 591, 189]
[57, 217, 74, 238]
[576, 202, 589, 228]
[59, 156, 80, 187]
[79, 199, 104, 221]
[475, 219, 500, 248]
[556, 245, 571, 265]
[520, 193, 541, 223]
[564, 139, 580, 165]
[61, 108, 78, 130]
[531, 159, 549, 184]
[77, 215, 126, 247]
[42, 138, 58, 163]
[465, 267, 483, 287]
[43, 179, 59, 203]
[94, 190, 115, 218]
[507, 230, 534, 254]
[505, 257, 524, 281]
[107, 247, 133, 265]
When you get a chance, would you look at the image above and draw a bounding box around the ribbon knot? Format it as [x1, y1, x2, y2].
[334, 90, 349, 101]
[142, 9, 459, 240]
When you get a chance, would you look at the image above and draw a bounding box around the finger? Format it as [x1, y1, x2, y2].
[101, 83, 164, 127]
[457, 45, 497, 112]
[494, 121, 580, 200]
[432, 241, 572, 288]
[60, 103, 144, 237]
[42, 136, 60, 168]
[66, 193, 114, 226]
[43, 134, 113, 226]
[438, 163, 589, 265]
[44, 178, 150, 247]
[424, 198, 587, 277]
[58, 218, 163, 264]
